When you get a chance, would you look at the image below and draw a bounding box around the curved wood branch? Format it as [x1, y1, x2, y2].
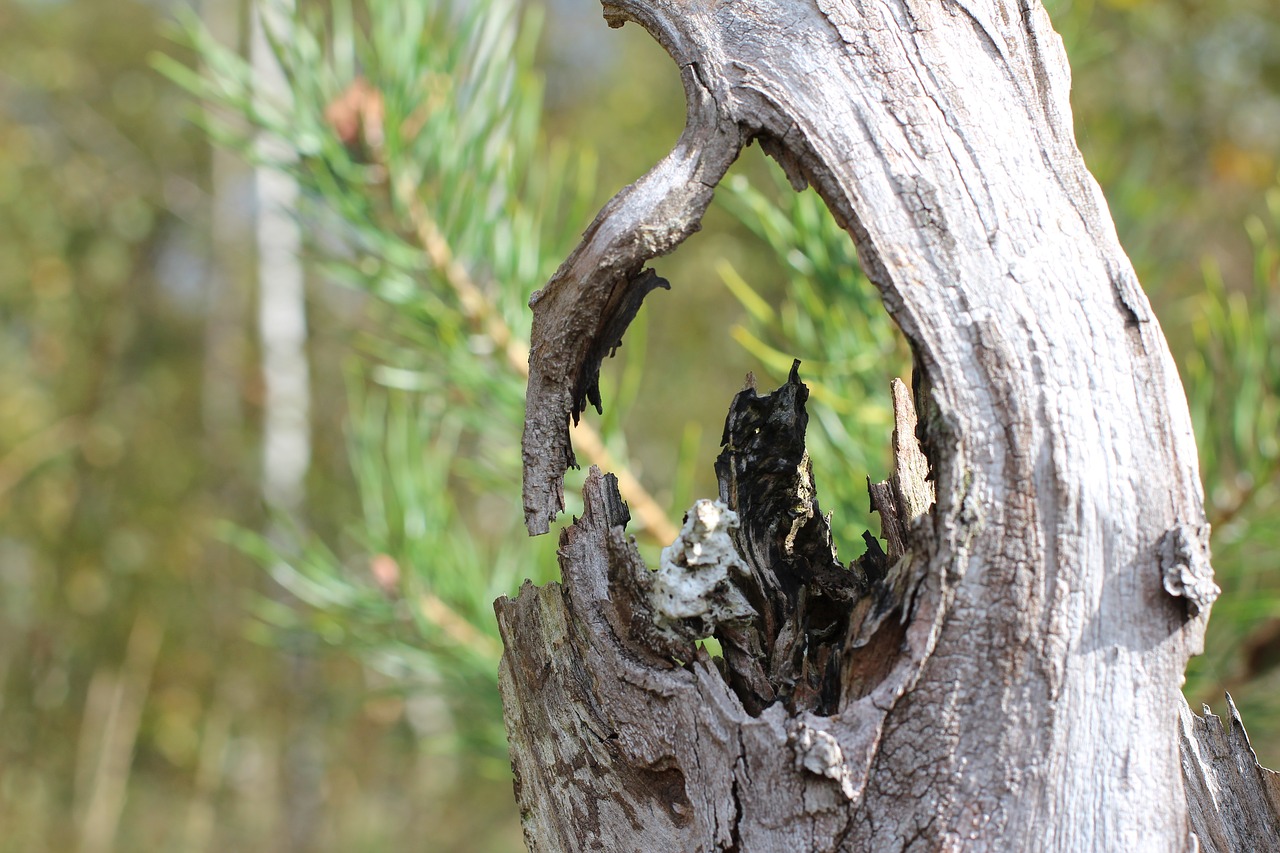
[522, 60, 745, 535]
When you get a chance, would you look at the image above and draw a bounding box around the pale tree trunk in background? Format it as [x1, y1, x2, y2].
[251, 0, 310, 516]
[498, 1, 1280, 850]
[251, 2, 321, 851]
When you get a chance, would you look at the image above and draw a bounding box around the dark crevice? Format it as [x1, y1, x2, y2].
[727, 728, 748, 852]
[726, 773, 744, 852]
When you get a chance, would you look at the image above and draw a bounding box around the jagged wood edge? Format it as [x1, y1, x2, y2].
[1180, 695, 1280, 852]
[521, 54, 745, 535]
[497, 464, 944, 851]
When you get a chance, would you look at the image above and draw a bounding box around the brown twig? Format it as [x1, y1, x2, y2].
[419, 591, 504, 659]
[374, 553, 503, 659]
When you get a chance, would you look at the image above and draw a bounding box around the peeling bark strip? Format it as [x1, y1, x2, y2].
[503, 0, 1275, 849]
[521, 59, 744, 535]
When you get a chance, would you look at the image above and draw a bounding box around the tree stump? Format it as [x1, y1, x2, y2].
[497, 1, 1280, 849]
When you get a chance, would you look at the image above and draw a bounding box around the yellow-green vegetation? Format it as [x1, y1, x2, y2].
[1, 0, 1278, 850]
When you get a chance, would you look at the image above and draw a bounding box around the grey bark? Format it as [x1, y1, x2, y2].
[1181, 696, 1280, 851]
[499, 1, 1278, 850]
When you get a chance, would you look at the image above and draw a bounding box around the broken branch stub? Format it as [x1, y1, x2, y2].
[498, 370, 941, 850]
[1180, 694, 1280, 851]
[710, 362, 913, 717]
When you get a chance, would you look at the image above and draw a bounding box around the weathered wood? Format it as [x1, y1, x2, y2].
[1180, 695, 1280, 852]
[500, 370, 945, 850]
[498, 0, 1273, 849]
[521, 60, 744, 536]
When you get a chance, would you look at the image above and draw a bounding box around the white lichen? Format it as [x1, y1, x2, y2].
[648, 499, 755, 643]
[792, 724, 857, 800]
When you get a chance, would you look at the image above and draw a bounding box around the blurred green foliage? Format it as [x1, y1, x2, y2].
[160, 0, 592, 760]
[1, 0, 1278, 850]
[1182, 188, 1280, 732]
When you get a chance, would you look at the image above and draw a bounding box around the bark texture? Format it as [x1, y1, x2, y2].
[499, 0, 1273, 849]
[1180, 695, 1280, 851]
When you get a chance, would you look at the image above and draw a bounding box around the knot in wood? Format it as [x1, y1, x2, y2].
[1159, 522, 1218, 617]
[791, 723, 857, 800]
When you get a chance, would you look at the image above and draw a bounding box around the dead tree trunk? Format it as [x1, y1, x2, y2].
[496, 1, 1280, 850]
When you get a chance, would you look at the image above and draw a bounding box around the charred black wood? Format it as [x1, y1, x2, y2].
[711, 362, 914, 716]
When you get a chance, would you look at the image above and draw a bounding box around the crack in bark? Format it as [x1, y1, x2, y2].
[728, 728, 748, 852]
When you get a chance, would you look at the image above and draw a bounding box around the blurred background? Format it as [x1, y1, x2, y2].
[0, 0, 1277, 850]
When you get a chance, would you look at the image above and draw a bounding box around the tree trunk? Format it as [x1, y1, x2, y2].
[497, 1, 1279, 850]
